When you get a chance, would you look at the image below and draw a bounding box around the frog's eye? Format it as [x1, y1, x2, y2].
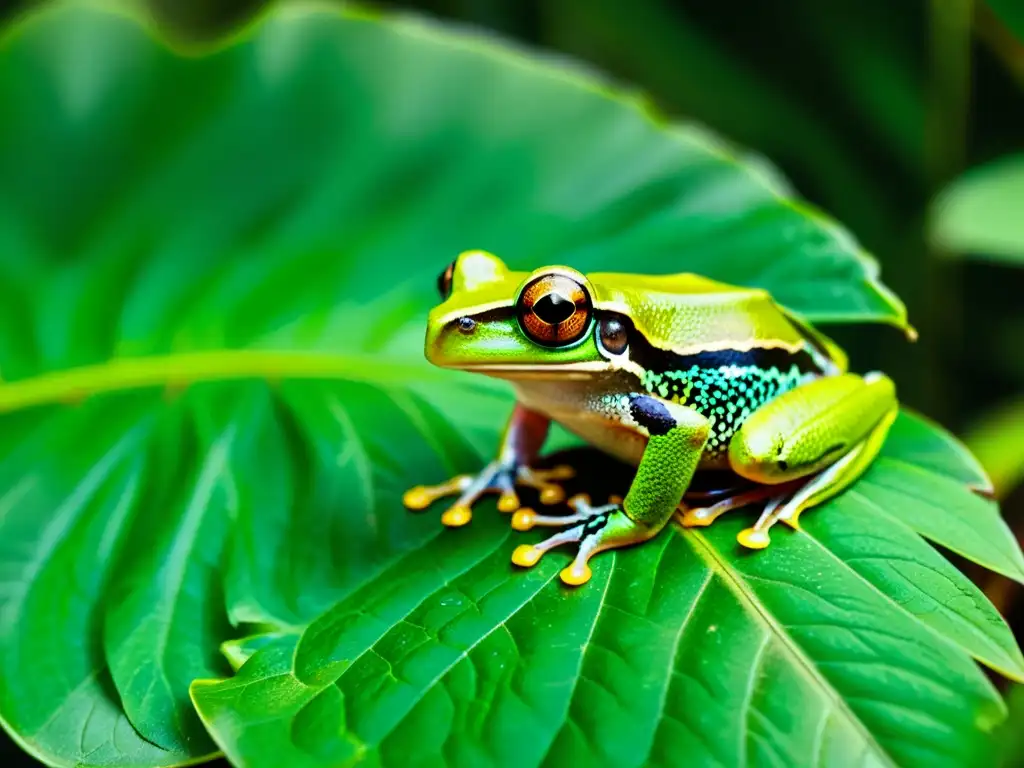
[436, 259, 456, 300]
[597, 315, 629, 355]
[517, 273, 592, 346]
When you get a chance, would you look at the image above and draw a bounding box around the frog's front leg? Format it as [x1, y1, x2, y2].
[403, 403, 573, 527]
[687, 371, 898, 548]
[511, 394, 709, 586]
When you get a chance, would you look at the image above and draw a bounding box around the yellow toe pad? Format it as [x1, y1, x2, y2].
[441, 506, 472, 527]
[497, 492, 520, 513]
[510, 509, 536, 532]
[539, 487, 565, 504]
[737, 528, 771, 549]
[403, 487, 433, 510]
[559, 563, 592, 586]
[511, 544, 543, 567]
[679, 508, 715, 527]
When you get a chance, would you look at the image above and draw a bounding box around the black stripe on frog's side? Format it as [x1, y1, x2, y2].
[614, 313, 826, 376]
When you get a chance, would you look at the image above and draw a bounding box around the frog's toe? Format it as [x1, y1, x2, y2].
[440, 504, 473, 527]
[403, 474, 473, 511]
[679, 505, 719, 528]
[735, 484, 816, 549]
[510, 522, 587, 574]
[509, 493, 620, 532]
[511, 501, 652, 587]
[406, 461, 576, 528]
[676, 482, 803, 531]
[497, 490, 521, 513]
[736, 527, 772, 549]
[405, 462, 515, 526]
[516, 464, 574, 505]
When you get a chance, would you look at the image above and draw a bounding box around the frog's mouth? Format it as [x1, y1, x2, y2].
[453, 361, 613, 381]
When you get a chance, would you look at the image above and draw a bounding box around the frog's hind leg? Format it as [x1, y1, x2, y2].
[726, 371, 899, 549]
[736, 408, 896, 548]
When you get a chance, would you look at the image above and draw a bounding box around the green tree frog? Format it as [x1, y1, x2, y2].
[404, 250, 898, 586]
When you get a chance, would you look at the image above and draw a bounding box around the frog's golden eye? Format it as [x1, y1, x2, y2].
[517, 273, 592, 346]
[437, 259, 456, 300]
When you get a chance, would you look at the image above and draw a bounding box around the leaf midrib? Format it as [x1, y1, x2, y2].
[0, 350, 500, 414]
[682, 529, 898, 768]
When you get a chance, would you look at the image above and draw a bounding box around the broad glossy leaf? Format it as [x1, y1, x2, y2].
[857, 459, 1024, 585]
[930, 154, 1024, 263]
[192, 414, 1015, 768]
[0, 395, 215, 767]
[0, 4, 1017, 768]
[220, 632, 296, 672]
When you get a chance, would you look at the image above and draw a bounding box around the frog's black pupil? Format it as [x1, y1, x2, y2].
[533, 292, 575, 324]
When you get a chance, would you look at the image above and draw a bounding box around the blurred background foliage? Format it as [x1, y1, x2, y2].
[2, 0, 1024, 763]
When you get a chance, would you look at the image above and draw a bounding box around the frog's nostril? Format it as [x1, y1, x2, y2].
[456, 316, 477, 334]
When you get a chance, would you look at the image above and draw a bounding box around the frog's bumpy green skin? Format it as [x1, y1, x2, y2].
[405, 250, 901, 586]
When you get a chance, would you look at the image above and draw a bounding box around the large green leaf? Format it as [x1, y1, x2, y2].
[189, 411, 1022, 768]
[0, 3, 1017, 768]
[930, 154, 1024, 263]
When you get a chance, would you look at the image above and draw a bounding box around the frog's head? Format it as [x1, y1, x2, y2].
[424, 250, 626, 379]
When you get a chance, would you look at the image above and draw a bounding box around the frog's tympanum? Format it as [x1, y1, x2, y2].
[404, 251, 898, 586]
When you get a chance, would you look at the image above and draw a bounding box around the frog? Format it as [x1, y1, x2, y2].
[403, 250, 899, 586]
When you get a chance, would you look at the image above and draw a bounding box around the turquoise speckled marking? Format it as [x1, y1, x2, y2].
[640, 363, 815, 454]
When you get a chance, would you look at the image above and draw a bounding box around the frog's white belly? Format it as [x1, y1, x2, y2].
[550, 409, 648, 465]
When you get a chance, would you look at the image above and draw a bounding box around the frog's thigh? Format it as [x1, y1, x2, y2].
[728, 372, 897, 486]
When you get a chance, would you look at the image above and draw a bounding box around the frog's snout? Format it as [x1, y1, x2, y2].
[424, 319, 443, 366]
[424, 307, 475, 367]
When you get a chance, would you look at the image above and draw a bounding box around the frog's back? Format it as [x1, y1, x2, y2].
[582, 272, 847, 462]
[587, 271, 814, 355]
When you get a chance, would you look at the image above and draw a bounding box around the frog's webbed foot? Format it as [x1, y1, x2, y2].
[403, 462, 574, 527]
[510, 494, 654, 586]
[677, 482, 807, 549]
